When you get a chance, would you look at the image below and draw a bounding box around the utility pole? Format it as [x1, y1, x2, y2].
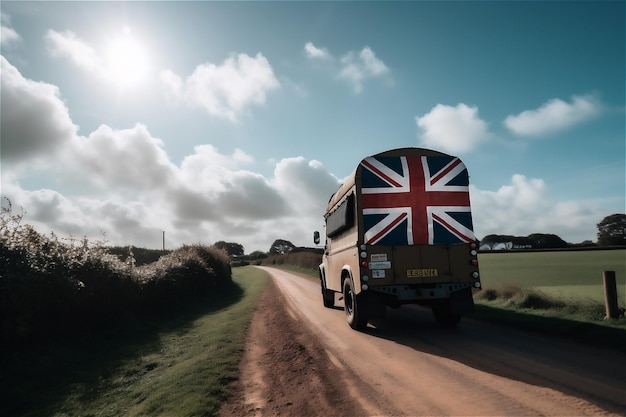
[162, 231, 165, 251]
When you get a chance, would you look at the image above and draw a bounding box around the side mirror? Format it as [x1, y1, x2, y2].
[313, 231, 320, 245]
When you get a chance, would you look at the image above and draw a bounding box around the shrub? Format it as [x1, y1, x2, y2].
[137, 244, 232, 311]
[517, 291, 566, 310]
[108, 246, 171, 266]
[0, 200, 232, 349]
[476, 283, 606, 321]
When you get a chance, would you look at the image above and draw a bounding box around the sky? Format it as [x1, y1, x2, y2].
[1, 1, 624, 253]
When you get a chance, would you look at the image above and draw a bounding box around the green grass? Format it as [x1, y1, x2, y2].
[0, 267, 269, 417]
[474, 250, 626, 347]
[478, 249, 626, 303]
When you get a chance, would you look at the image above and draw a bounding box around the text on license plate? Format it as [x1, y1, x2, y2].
[407, 269, 438, 278]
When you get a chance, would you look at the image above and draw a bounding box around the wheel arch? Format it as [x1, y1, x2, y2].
[340, 266, 354, 292]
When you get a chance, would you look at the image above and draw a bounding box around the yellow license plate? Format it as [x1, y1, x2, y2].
[407, 269, 438, 278]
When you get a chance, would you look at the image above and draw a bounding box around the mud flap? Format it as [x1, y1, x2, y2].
[362, 292, 387, 319]
[449, 287, 475, 315]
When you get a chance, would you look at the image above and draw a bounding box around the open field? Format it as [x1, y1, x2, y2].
[478, 249, 626, 304]
[0, 268, 268, 417]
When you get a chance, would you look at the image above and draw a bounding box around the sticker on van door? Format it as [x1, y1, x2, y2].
[369, 261, 391, 269]
[372, 270, 385, 278]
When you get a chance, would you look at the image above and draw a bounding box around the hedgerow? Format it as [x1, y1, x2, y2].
[258, 251, 322, 269]
[0, 199, 232, 349]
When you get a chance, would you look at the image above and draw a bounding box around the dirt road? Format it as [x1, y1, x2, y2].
[220, 267, 625, 416]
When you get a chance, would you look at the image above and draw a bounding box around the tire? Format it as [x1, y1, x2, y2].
[343, 277, 368, 330]
[432, 301, 462, 328]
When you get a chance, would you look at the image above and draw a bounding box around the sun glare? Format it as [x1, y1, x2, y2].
[103, 30, 151, 89]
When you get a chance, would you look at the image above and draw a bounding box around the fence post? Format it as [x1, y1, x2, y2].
[603, 271, 619, 319]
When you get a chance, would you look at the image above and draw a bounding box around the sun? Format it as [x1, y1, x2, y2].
[103, 28, 151, 89]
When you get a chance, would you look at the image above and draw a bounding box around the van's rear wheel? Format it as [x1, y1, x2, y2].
[432, 301, 462, 328]
[343, 278, 368, 330]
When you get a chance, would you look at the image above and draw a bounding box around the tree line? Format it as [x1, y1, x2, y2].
[481, 214, 626, 250]
[214, 238, 322, 260]
[216, 213, 626, 257]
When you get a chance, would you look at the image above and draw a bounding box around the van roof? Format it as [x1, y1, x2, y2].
[325, 147, 455, 211]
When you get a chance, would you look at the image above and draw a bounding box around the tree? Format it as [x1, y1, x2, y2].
[479, 234, 515, 250]
[526, 233, 569, 249]
[213, 241, 245, 257]
[248, 250, 268, 260]
[269, 239, 295, 255]
[479, 233, 568, 250]
[597, 214, 626, 246]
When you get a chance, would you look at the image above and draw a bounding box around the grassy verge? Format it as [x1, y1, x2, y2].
[0, 267, 269, 417]
[473, 303, 626, 351]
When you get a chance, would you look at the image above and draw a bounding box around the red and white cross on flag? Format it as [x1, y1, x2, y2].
[360, 155, 475, 246]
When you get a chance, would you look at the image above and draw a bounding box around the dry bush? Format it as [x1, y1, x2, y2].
[478, 284, 571, 310]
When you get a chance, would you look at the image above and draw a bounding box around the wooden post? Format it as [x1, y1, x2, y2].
[603, 271, 619, 319]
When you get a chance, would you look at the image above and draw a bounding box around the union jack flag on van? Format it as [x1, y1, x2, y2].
[360, 155, 475, 246]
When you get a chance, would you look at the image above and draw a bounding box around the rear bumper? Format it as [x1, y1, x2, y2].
[369, 282, 474, 302]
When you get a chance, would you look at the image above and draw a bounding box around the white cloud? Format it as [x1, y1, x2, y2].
[416, 103, 490, 154]
[273, 157, 342, 216]
[504, 94, 602, 136]
[0, 56, 78, 165]
[233, 148, 254, 164]
[2, 55, 612, 254]
[45, 29, 102, 73]
[470, 174, 613, 243]
[339, 46, 389, 93]
[70, 124, 178, 193]
[304, 42, 390, 93]
[177, 145, 291, 221]
[1, 55, 338, 252]
[304, 42, 331, 59]
[358, 47, 389, 76]
[1, 14, 20, 46]
[160, 53, 280, 121]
